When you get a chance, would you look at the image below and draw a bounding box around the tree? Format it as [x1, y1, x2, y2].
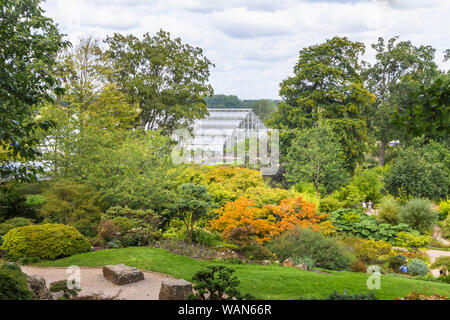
[205, 95, 242, 109]
[0, 0, 69, 181]
[285, 125, 349, 195]
[268, 36, 374, 171]
[39, 180, 103, 236]
[209, 196, 333, 245]
[104, 30, 214, 133]
[363, 37, 439, 166]
[384, 138, 449, 200]
[175, 183, 213, 242]
[247, 100, 276, 122]
[399, 198, 438, 233]
[189, 265, 253, 300]
[392, 73, 449, 142]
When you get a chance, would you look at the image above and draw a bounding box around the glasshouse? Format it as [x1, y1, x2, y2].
[174, 109, 269, 164]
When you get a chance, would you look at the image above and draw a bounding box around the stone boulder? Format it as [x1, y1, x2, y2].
[282, 258, 294, 267]
[27, 275, 53, 300]
[159, 279, 193, 300]
[294, 263, 308, 271]
[102, 264, 144, 285]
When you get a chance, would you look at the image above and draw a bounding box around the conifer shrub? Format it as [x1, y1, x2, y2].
[1, 224, 91, 260]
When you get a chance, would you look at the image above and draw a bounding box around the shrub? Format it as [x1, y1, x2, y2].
[395, 231, 431, 249]
[240, 243, 273, 261]
[244, 186, 299, 207]
[407, 258, 429, 276]
[438, 199, 450, 221]
[384, 138, 449, 200]
[188, 265, 254, 300]
[18, 257, 41, 265]
[399, 198, 438, 232]
[442, 216, 450, 238]
[96, 220, 120, 243]
[330, 209, 413, 243]
[347, 168, 384, 203]
[0, 217, 34, 236]
[0, 263, 33, 300]
[387, 254, 406, 272]
[325, 290, 378, 300]
[293, 256, 316, 271]
[1, 224, 91, 260]
[350, 260, 367, 273]
[438, 275, 450, 284]
[120, 227, 154, 247]
[351, 239, 392, 264]
[268, 228, 352, 271]
[210, 196, 332, 246]
[376, 197, 400, 225]
[97, 206, 161, 247]
[430, 256, 450, 271]
[49, 280, 80, 299]
[318, 196, 343, 213]
[192, 229, 222, 247]
[39, 180, 103, 237]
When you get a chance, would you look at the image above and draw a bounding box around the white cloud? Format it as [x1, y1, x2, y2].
[42, 0, 450, 99]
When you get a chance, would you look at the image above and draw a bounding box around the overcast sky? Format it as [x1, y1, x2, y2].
[42, 0, 449, 99]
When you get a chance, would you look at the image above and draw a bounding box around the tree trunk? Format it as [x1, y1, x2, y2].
[378, 140, 387, 167]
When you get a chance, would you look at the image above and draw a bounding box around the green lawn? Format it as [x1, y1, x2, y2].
[37, 247, 450, 300]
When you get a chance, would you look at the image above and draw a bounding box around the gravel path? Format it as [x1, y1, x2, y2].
[21, 266, 178, 300]
[423, 250, 450, 277]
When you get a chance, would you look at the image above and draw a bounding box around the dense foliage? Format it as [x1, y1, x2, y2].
[384, 138, 449, 200]
[285, 124, 348, 194]
[189, 265, 253, 300]
[39, 181, 103, 236]
[398, 198, 438, 233]
[268, 228, 352, 271]
[1, 224, 91, 260]
[104, 30, 214, 133]
[0, 217, 34, 236]
[269, 36, 374, 171]
[329, 209, 413, 243]
[210, 196, 332, 245]
[407, 259, 429, 276]
[0, 0, 69, 181]
[96, 206, 161, 247]
[0, 263, 33, 300]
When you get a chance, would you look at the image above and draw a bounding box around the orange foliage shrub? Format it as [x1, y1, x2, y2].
[209, 198, 274, 245]
[209, 196, 335, 245]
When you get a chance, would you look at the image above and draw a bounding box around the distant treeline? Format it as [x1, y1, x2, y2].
[205, 95, 280, 121]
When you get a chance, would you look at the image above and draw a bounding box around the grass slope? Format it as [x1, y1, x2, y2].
[37, 247, 450, 300]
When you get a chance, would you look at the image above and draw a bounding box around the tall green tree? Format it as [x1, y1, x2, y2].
[285, 124, 349, 196]
[268, 36, 374, 171]
[37, 39, 139, 176]
[0, 0, 69, 181]
[104, 30, 214, 133]
[384, 138, 449, 200]
[392, 73, 449, 142]
[247, 100, 276, 122]
[363, 37, 439, 166]
[175, 183, 213, 242]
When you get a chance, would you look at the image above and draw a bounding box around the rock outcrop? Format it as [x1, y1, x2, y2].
[159, 279, 193, 300]
[102, 264, 144, 285]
